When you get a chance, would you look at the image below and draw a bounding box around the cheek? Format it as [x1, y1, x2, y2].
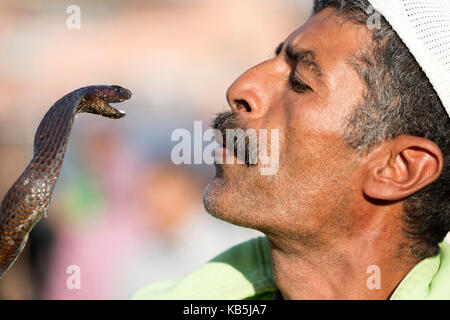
[281, 97, 358, 181]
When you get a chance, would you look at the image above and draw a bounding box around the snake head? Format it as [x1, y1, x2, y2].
[78, 85, 133, 119]
[102, 85, 132, 103]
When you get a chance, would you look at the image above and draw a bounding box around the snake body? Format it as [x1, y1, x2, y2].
[0, 85, 132, 278]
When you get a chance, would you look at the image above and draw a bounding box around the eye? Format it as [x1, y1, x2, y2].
[288, 74, 311, 93]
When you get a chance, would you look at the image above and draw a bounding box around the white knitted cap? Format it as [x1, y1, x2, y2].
[368, 0, 450, 117]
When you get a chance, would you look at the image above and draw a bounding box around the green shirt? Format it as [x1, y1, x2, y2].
[131, 237, 450, 300]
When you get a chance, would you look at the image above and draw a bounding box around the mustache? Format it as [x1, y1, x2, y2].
[212, 110, 242, 133]
[212, 111, 257, 166]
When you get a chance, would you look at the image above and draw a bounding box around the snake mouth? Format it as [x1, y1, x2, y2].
[104, 102, 127, 119]
[106, 85, 132, 119]
[102, 86, 132, 118]
[78, 94, 131, 119]
[77, 85, 133, 119]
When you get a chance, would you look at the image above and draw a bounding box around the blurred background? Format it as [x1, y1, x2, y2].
[0, 0, 313, 299]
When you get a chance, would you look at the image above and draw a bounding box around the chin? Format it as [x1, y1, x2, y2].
[202, 164, 270, 230]
[202, 174, 231, 221]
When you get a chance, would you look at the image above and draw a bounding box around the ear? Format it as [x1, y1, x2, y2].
[363, 135, 443, 201]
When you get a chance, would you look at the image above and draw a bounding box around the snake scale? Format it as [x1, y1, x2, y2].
[0, 85, 132, 279]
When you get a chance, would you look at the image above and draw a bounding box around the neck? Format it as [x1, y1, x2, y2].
[267, 208, 420, 300]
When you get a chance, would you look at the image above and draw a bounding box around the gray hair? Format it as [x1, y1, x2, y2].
[314, 0, 450, 259]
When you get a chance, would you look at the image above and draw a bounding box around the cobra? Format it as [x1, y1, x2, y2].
[0, 85, 132, 278]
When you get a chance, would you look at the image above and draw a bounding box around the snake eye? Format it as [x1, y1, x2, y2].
[111, 86, 123, 94]
[113, 86, 132, 100]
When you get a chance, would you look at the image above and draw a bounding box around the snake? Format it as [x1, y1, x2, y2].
[0, 85, 132, 279]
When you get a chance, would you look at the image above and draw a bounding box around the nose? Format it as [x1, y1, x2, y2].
[226, 60, 274, 119]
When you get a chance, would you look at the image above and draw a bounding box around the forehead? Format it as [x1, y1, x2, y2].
[288, 8, 372, 80]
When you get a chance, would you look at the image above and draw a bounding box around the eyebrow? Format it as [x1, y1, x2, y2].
[276, 42, 324, 79]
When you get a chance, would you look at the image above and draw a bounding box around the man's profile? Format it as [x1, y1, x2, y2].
[133, 0, 450, 300]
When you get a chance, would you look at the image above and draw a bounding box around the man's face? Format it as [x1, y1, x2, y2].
[203, 8, 374, 241]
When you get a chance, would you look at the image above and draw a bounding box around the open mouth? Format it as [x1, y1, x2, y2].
[77, 85, 132, 120]
[214, 131, 257, 166]
[106, 86, 133, 117]
[213, 111, 257, 166]
[103, 102, 128, 119]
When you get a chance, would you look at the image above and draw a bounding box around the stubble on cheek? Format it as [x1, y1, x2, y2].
[271, 128, 360, 235]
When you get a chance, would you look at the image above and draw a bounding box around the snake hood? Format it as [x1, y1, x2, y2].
[0, 85, 132, 279]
